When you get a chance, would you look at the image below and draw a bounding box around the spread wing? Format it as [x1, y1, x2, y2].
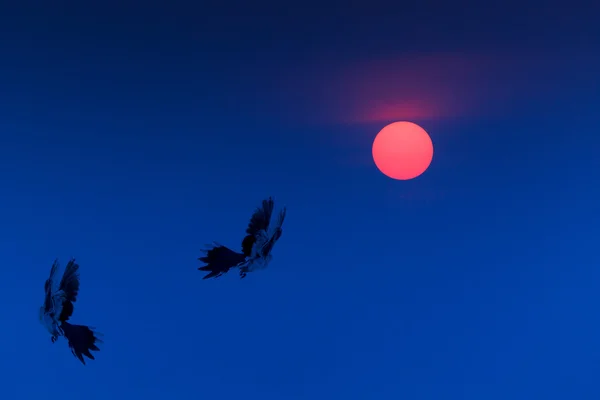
[246, 197, 274, 236]
[272, 207, 286, 234]
[56, 258, 81, 322]
[43, 259, 61, 312]
[263, 206, 287, 256]
[198, 244, 246, 279]
[241, 197, 274, 256]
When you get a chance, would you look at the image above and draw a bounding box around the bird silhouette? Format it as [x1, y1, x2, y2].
[39, 258, 102, 364]
[198, 196, 286, 279]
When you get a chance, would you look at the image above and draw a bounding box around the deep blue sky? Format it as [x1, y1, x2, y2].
[1, 2, 599, 399]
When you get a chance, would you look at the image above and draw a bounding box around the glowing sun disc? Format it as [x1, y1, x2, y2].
[372, 121, 434, 180]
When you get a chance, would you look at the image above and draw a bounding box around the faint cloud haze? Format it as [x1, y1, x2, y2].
[272, 49, 600, 126]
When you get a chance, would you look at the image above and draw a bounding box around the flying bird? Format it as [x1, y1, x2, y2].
[198, 197, 286, 279]
[39, 258, 102, 365]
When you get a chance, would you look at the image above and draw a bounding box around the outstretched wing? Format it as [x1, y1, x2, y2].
[246, 197, 274, 236]
[263, 206, 287, 256]
[61, 322, 102, 365]
[198, 244, 247, 279]
[56, 258, 81, 322]
[241, 197, 275, 256]
[272, 207, 286, 234]
[43, 259, 61, 312]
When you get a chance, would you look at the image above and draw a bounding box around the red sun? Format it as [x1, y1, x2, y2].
[372, 121, 434, 180]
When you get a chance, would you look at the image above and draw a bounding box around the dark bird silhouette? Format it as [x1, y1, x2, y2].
[39, 258, 102, 365]
[198, 197, 286, 279]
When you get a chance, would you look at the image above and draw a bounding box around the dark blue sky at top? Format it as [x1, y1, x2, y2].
[0, 1, 599, 399]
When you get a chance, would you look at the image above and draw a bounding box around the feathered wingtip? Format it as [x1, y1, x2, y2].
[197, 242, 221, 263]
[263, 196, 274, 209]
[258, 196, 274, 210]
[197, 243, 246, 279]
[197, 264, 226, 279]
[61, 322, 102, 365]
[197, 243, 224, 279]
[199, 270, 224, 279]
[245, 197, 275, 235]
[277, 206, 287, 225]
[45, 259, 61, 291]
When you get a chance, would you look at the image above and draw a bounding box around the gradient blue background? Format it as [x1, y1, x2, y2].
[1, 2, 599, 399]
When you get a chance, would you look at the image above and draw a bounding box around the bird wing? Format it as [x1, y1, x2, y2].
[43, 259, 61, 312]
[271, 207, 286, 235]
[61, 322, 102, 365]
[55, 258, 81, 322]
[262, 206, 287, 256]
[245, 197, 275, 236]
[241, 197, 275, 256]
[198, 244, 247, 279]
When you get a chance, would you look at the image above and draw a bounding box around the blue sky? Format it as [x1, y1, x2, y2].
[0, 2, 599, 399]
